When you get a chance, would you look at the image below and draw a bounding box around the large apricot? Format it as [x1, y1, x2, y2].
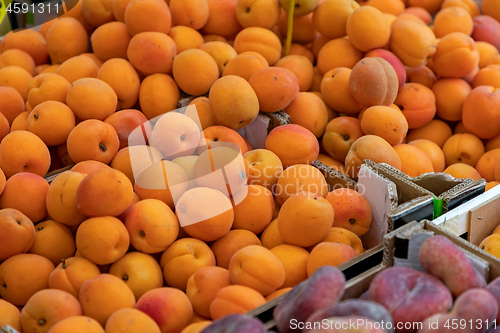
[124, 0, 171, 35]
[139, 73, 180, 120]
[349, 57, 399, 107]
[389, 17, 437, 67]
[248, 67, 299, 112]
[265, 124, 319, 168]
[222, 51, 269, 81]
[0, 29, 49, 65]
[172, 49, 220, 96]
[233, 27, 282, 65]
[463, 85, 500, 139]
[235, 0, 280, 29]
[313, 0, 358, 39]
[66, 78, 118, 120]
[432, 78, 471, 122]
[97, 59, 141, 111]
[360, 105, 408, 146]
[442, 133, 485, 167]
[45, 17, 89, 64]
[0, 208, 35, 261]
[210, 229, 262, 269]
[345, 135, 402, 179]
[201, 0, 243, 39]
[408, 139, 446, 172]
[169, 0, 209, 30]
[432, 32, 479, 78]
[208, 75, 260, 130]
[316, 37, 364, 75]
[127, 32, 177, 76]
[26, 73, 70, 110]
[284, 92, 328, 138]
[394, 82, 436, 129]
[346, 6, 391, 52]
[274, 164, 328, 206]
[27, 101, 76, 147]
[393, 144, 435, 177]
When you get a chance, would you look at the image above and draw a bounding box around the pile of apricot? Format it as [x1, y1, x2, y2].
[0, 0, 500, 331]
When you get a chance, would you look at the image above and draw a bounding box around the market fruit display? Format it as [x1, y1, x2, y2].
[0, 0, 500, 331]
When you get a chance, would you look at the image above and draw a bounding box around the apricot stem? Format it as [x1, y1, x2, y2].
[285, 0, 295, 56]
[99, 143, 107, 152]
[61, 258, 66, 269]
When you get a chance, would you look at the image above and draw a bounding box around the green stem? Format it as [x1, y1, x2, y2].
[285, 0, 295, 56]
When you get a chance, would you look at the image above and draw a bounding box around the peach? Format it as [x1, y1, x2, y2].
[432, 32, 480, 78]
[345, 135, 402, 179]
[420, 288, 498, 333]
[248, 67, 300, 112]
[389, 17, 437, 67]
[265, 124, 319, 168]
[20, 289, 82, 333]
[0, 253, 55, 306]
[349, 57, 399, 107]
[274, 265, 346, 333]
[79, 273, 136, 326]
[368, 266, 453, 332]
[208, 75, 260, 130]
[127, 32, 177, 76]
[0, 208, 35, 261]
[139, 73, 180, 120]
[233, 27, 282, 65]
[48, 257, 101, 299]
[420, 235, 486, 297]
[75, 216, 130, 265]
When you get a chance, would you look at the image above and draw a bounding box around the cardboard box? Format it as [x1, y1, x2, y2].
[432, 184, 500, 249]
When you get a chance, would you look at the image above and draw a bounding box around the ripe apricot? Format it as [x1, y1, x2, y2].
[275, 55, 314, 92]
[75, 216, 130, 265]
[124, 0, 171, 36]
[313, 0, 358, 39]
[160, 238, 216, 290]
[66, 119, 120, 164]
[319, 227, 363, 255]
[208, 75, 260, 130]
[46, 316, 104, 333]
[169, 0, 209, 30]
[178, 187, 234, 242]
[105, 308, 161, 333]
[202, 125, 248, 155]
[274, 164, 328, 205]
[71, 160, 111, 174]
[76, 168, 134, 217]
[139, 73, 180, 120]
[26, 73, 70, 110]
[406, 119, 453, 148]
[0, 49, 36, 75]
[283, 92, 328, 138]
[0, 131, 50, 178]
[172, 49, 220, 96]
[0, 29, 49, 65]
[201, 0, 243, 39]
[481, 0, 500, 22]
[0, 172, 49, 222]
[48, 257, 101, 299]
[278, 191, 334, 247]
[249, 67, 299, 112]
[261, 218, 286, 249]
[0, 86, 25, 125]
[477, 41, 499, 68]
[0, 299, 21, 332]
[394, 82, 437, 129]
[463, 86, 500, 139]
[393, 144, 435, 177]
[442, 133, 485, 167]
[345, 135, 402, 179]
[0, 208, 35, 261]
[90, 22, 131, 62]
[472, 64, 500, 88]
[306, 242, 357, 276]
[476, 149, 500, 181]
[188, 97, 216, 130]
[104, 110, 148, 150]
[169, 26, 205, 54]
[443, 163, 482, 180]
[0, 253, 55, 306]
[244, 148, 283, 190]
[277, 11, 316, 45]
[79, 274, 136, 326]
[270, 244, 309, 288]
[135, 287, 193, 333]
[10, 111, 30, 132]
[360, 105, 408, 146]
[28, 220, 76, 266]
[20, 289, 82, 333]
[45, 17, 89, 64]
[236, 0, 280, 29]
[97, 59, 140, 111]
[199, 41, 238, 76]
[109, 252, 163, 300]
[222, 51, 269, 81]
[317, 37, 364, 75]
[127, 32, 177, 76]
[325, 188, 372, 236]
[432, 32, 479, 78]
[209, 285, 266, 320]
[66, 78, 118, 120]
[405, 64, 437, 88]
[433, 6, 474, 38]
[408, 139, 446, 172]
[185, 266, 231, 319]
[233, 27, 282, 65]
[27, 101, 76, 147]
[432, 78, 471, 122]
[210, 229, 262, 268]
[0, 66, 33, 100]
[265, 124, 319, 168]
[346, 6, 391, 52]
[55, 55, 99, 84]
[232, 184, 274, 234]
[441, 0, 479, 17]
[389, 17, 437, 67]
